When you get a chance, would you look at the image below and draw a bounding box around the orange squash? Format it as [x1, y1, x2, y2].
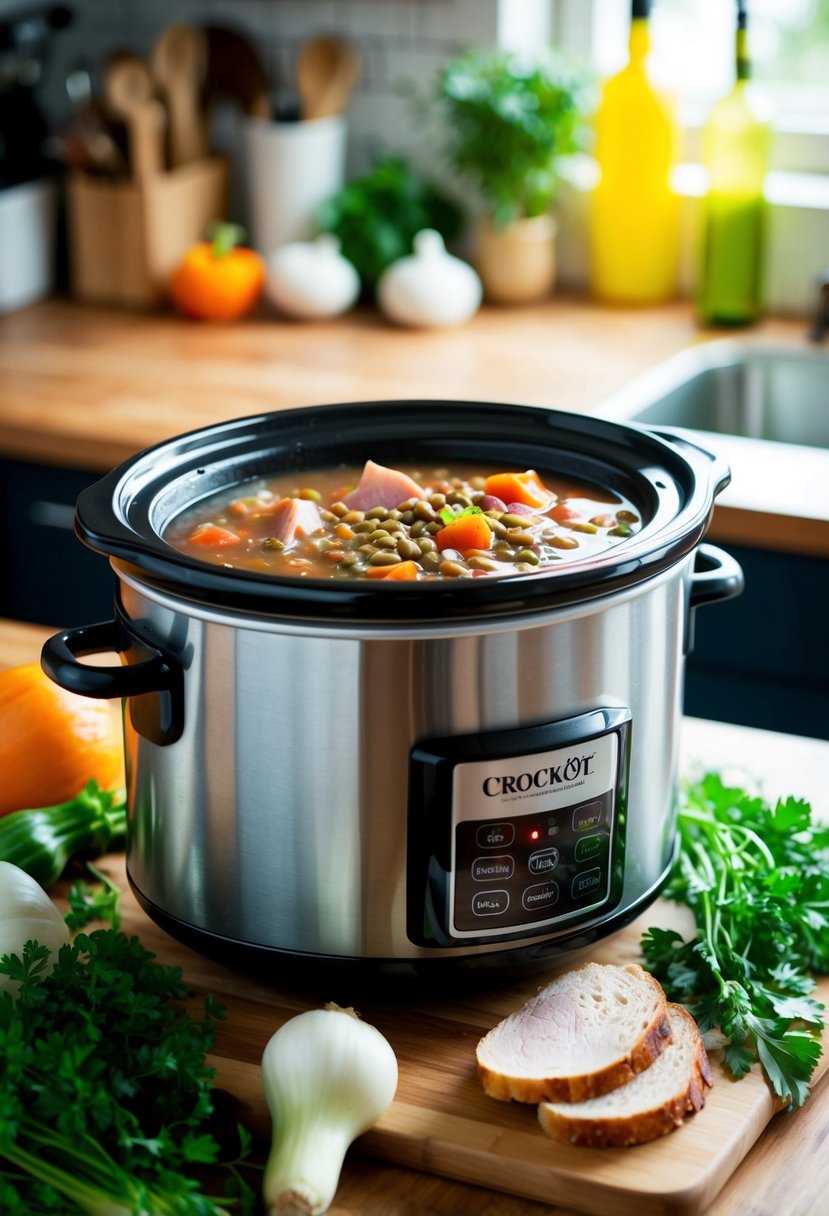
[365, 560, 421, 580]
[482, 470, 554, 510]
[0, 664, 124, 816]
[436, 512, 493, 553]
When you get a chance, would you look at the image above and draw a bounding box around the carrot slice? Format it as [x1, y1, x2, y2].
[188, 522, 241, 546]
[483, 470, 553, 510]
[365, 560, 421, 580]
[436, 513, 493, 553]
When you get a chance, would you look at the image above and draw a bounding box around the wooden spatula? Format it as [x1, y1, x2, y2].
[296, 35, 361, 121]
[151, 23, 209, 168]
[104, 57, 165, 179]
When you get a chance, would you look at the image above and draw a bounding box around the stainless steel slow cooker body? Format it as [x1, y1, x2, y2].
[43, 401, 743, 976]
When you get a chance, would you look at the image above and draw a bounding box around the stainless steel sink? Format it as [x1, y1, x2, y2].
[599, 340, 829, 740]
[600, 339, 829, 527]
[602, 341, 829, 449]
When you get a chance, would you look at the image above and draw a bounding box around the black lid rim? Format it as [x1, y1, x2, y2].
[75, 399, 727, 625]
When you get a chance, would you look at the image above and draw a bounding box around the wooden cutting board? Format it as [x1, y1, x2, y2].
[75, 855, 828, 1216]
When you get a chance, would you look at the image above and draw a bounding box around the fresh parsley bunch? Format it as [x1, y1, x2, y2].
[642, 772, 829, 1108]
[0, 927, 255, 1215]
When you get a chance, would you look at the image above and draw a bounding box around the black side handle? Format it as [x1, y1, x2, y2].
[685, 542, 744, 656]
[689, 543, 744, 609]
[41, 617, 184, 746]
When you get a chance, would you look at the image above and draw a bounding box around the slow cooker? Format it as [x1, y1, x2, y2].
[42, 401, 742, 979]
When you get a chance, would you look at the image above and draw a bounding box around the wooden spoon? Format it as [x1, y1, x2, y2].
[296, 35, 361, 121]
[104, 57, 165, 179]
[151, 23, 209, 167]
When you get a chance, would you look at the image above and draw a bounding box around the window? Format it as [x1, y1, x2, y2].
[555, 0, 829, 171]
[543, 0, 829, 310]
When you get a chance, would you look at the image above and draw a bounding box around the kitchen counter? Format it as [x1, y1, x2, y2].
[0, 296, 823, 556]
[1, 615, 828, 1216]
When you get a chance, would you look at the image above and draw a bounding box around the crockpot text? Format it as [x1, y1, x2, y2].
[482, 753, 596, 797]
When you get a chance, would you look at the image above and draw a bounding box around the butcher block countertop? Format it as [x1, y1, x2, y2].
[2, 616, 828, 1216]
[0, 297, 825, 556]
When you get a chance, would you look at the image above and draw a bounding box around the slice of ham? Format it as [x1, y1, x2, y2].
[476, 962, 673, 1104]
[537, 1003, 713, 1148]
[269, 497, 324, 545]
[343, 460, 426, 511]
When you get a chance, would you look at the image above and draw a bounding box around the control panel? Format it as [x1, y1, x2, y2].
[408, 707, 630, 947]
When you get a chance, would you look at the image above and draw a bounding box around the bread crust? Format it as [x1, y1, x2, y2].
[477, 963, 673, 1104]
[537, 1005, 714, 1147]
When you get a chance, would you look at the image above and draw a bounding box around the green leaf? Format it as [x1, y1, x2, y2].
[641, 771, 829, 1107]
[0, 926, 251, 1213]
[724, 1040, 756, 1079]
[438, 504, 483, 525]
[64, 865, 122, 931]
[748, 1015, 822, 1108]
[436, 49, 591, 220]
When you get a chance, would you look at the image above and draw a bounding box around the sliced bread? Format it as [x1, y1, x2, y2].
[476, 962, 673, 1104]
[538, 1003, 713, 1147]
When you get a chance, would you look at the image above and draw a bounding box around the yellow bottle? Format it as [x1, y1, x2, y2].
[590, 0, 680, 305]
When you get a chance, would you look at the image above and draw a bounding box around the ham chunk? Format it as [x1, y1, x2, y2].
[343, 459, 426, 511]
[269, 497, 324, 545]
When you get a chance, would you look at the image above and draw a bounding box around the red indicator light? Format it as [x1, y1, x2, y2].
[530, 829, 540, 841]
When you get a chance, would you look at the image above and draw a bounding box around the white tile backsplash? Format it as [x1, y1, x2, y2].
[23, 0, 490, 183]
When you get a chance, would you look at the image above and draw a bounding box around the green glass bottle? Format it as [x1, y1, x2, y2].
[696, 0, 772, 326]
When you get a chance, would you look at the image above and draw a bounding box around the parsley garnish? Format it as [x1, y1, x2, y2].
[438, 504, 483, 525]
[641, 772, 829, 1108]
[64, 863, 122, 931]
[0, 931, 256, 1213]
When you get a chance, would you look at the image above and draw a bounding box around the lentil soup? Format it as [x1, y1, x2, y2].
[163, 460, 642, 581]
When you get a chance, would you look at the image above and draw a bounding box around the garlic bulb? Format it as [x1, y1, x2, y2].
[0, 860, 69, 995]
[261, 1003, 398, 1215]
[266, 235, 360, 319]
[376, 228, 482, 328]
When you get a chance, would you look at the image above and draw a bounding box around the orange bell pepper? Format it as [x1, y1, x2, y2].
[483, 470, 553, 510]
[170, 223, 265, 321]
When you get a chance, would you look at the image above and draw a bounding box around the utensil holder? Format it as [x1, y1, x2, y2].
[67, 156, 228, 308]
[244, 116, 346, 256]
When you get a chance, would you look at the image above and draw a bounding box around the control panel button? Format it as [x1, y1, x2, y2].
[574, 833, 606, 863]
[572, 800, 604, 832]
[471, 855, 515, 883]
[522, 882, 559, 913]
[528, 847, 559, 875]
[475, 822, 515, 849]
[472, 890, 510, 917]
[571, 867, 603, 900]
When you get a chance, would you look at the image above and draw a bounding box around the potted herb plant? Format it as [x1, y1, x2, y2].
[437, 49, 588, 304]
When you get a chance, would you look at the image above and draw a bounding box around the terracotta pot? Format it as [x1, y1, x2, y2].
[474, 214, 557, 305]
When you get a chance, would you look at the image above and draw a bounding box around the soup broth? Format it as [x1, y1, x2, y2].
[164, 460, 642, 581]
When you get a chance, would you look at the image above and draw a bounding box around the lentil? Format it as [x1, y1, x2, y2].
[166, 460, 642, 583]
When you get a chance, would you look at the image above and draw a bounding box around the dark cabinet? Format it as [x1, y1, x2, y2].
[0, 458, 116, 627]
[685, 543, 829, 740]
